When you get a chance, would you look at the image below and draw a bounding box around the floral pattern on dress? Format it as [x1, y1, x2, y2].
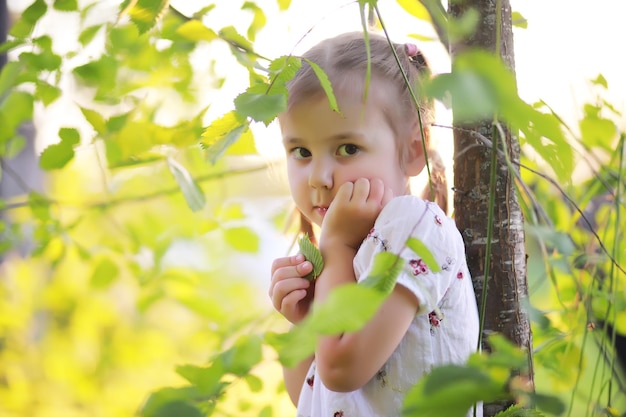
[428, 310, 444, 335]
[366, 227, 390, 251]
[441, 256, 456, 271]
[409, 259, 429, 276]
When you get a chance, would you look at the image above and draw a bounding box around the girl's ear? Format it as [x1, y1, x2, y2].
[403, 122, 427, 176]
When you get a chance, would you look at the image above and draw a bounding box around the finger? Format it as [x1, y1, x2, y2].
[271, 254, 305, 275]
[269, 260, 313, 298]
[270, 278, 310, 310]
[367, 178, 385, 206]
[280, 289, 308, 313]
[334, 181, 354, 204]
[351, 177, 370, 202]
[381, 186, 395, 207]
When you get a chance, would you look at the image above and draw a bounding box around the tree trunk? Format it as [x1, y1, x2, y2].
[448, 1, 533, 416]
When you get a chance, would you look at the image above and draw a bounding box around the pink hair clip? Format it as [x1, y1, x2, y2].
[405, 42, 419, 57]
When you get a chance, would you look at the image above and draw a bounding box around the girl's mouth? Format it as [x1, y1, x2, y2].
[315, 206, 328, 217]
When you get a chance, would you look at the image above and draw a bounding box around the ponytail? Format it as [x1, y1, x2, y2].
[420, 148, 448, 214]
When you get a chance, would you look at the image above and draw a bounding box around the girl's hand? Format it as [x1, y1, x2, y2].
[320, 178, 393, 250]
[269, 254, 315, 324]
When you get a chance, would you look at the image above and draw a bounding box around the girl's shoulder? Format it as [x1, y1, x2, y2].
[374, 195, 462, 248]
[378, 195, 450, 226]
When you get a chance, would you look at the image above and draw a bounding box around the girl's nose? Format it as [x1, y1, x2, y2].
[308, 159, 333, 189]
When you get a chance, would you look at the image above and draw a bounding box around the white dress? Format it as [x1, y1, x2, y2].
[296, 195, 481, 417]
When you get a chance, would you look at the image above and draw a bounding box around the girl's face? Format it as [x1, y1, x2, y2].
[280, 85, 422, 227]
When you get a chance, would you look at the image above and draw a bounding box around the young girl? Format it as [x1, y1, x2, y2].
[268, 31, 480, 417]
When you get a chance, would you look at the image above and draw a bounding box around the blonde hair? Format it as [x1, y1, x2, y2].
[285, 31, 448, 239]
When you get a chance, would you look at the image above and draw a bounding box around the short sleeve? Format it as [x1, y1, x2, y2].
[353, 195, 467, 316]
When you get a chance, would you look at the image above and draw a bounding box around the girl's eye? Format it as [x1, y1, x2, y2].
[337, 144, 359, 157]
[291, 147, 312, 159]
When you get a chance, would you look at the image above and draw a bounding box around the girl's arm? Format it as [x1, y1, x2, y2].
[269, 255, 317, 404]
[314, 178, 418, 392]
[283, 354, 314, 405]
[315, 243, 418, 392]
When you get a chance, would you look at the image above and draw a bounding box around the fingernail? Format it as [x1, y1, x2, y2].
[295, 254, 304, 262]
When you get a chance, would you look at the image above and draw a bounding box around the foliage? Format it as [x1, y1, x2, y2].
[297, 233, 323, 280]
[0, 1, 624, 417]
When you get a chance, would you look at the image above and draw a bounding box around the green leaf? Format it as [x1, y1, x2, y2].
[175, 20, 218, 42]
[224, 126, 257, 156]
[511, 11, 528, 29]
[402, 365, 507, 417]
[234, 89, 286, 125]
[73, 55, 118, 91]
[120, 0, 171, 34]
[90, 258, 120, 289]
[166, 158, 206, 212]
[244, 374, 263, 392]
[80, 107, 107, 135]
[201, 111, 249, 164]
[0, 61, 22, 98]
[19, 50, 62, 72]
[28, 192, 50, 221]
[175, 364, 225, 396]
[476, 334, 528, 370]
[9, 0, 47, 38]
[223, 226, 259, 253]
[0, 91, 34, 143]
[242, 2, 267, 41]
[406, 237, 441, 273]
[0, 39, 25, 54]
[36, 81, 61, 106]
[525, 225, 575, 256]
[267, 55, 301, 95]
[532, 392, 566, 415]
[298, 233, 324, 280]
[148, 401, 203, 417]
[408, 33, 437, 42]
[39, 142, 74, 170]
[448, 7, 480, 42]
[579, 105, 618, 152]
[59, 127, 80, 146]
[308, 284, 386, 335]
[493, 404, 544, 416]
[53, 0, 78, 12]
[267, 284, 387, 367]
[396, 0, 432, 22]
[591, 73, 608, 89]
[264, 328, 318, 368]
[220, 334, 263, 376]
[304, 58, 340, 114]
[139, 387, 204, 417]
[79, 24, 103, 47]
[427, 71, 496, 121]
[4, 136, 26, 159]
[276, 0, 291, 11]
[360, 252, 404, 295]
[219, 25, 253, 53]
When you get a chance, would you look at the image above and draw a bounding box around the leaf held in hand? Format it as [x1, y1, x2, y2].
[298, 234, 324, 280]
